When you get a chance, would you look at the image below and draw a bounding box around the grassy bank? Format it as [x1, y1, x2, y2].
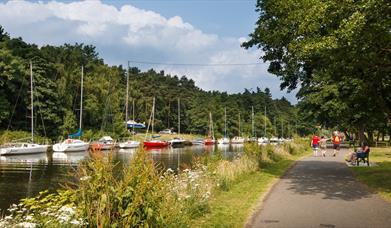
[350, 147, 391, 202]
[191, 144, 310, 227]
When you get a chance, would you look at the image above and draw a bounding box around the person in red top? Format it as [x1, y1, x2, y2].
[311, 134, 320, 156]
[332, 131, 341, 157]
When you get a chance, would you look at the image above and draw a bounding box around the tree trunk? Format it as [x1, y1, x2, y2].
[368, 130, 374, 144]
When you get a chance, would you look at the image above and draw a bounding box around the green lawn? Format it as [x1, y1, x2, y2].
[350, 147, 391, 202]
[190, 153, 309, 228]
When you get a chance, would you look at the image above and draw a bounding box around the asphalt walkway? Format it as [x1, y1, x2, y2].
[247, 148, 391, 228]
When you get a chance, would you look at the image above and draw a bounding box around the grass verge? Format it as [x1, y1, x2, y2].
[350, 147, 391, 202]
[190, 151, 309, 227]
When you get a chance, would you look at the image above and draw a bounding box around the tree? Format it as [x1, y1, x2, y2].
[243, 0, 391, 140]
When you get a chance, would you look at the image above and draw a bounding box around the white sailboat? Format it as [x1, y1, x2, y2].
[169, 98, 186, 147]
[53, 66, 89, 152]
[231, 112, 244, 144]
[218, 107, 230, 144]
[0, 62, 48, 155]
[119, 67, 140, 149]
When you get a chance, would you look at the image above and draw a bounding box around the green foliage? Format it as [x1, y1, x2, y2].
[244, 0, 391, 139]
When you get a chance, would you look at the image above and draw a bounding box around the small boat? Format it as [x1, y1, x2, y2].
[169, 138, 186, 147]
[218, 137, 230, 144]
[192, 139, 204, 145]
[91, 136, 115, 150]
[53, 139, 90, 152]
[144, 140, 169, 148]
[218, 108, 230, 145]
[269, 137, 280, 145]
[119, 140, 140, 149]
[127, 120, 146, 129]
[204, 138, 216, 145]
[258, 137, 269, 145]
[0, 143, 48, 156]
[231, 136, 245, 144]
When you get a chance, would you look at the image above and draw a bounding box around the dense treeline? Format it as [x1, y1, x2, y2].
[0, 26, 307, 140]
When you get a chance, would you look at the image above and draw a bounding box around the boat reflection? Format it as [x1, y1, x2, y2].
[0, 152, 48, 163]
[52, 151, 88, 164]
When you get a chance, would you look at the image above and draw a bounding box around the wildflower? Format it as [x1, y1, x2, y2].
[80, 176, 91, 181]
[17, 222, 36, 228]
[25, 215, 33, 221]
[4, 215, 12, 220]
[167, 168, 174, 173]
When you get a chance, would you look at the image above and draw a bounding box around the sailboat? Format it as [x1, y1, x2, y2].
[119, 67, 140, 149]
[169, 98, 186, 147]
[204, 112, 216, 145]
[218, 107, 230, 144]
[143, 97, 169, 148]
[231, 112, 245, 144]
[52, 66, 89, 152]
[0, 62, 48, 155]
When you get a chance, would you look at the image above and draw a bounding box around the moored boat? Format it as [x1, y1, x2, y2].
[53, 139, 90, 152]
[0, 143, 48, 156]
[144, 140, 169, 148]
[204, 138, 216, 145]
[218, 137, 230, 144]
[91, 136, 115, 150]
[169, 138, 186, 147]
[119, 140, 140, 149]
[231, 136, 245, 144]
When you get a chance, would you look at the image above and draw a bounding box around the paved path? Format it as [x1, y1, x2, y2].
[248, 149, 391, 228]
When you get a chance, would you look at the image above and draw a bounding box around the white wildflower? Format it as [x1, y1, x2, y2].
[25, 215, 33, 221]
[167, 168, 174, 173]
[4, 215, 12, 220]
[17, 222, 36, 228]
[80, 176, 91, 181]
[70, 219, 81, 225]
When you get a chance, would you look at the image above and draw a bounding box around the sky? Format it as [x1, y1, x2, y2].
[0, 0, 298, 103]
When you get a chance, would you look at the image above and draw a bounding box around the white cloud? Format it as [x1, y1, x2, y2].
[0, 0, 297, 103]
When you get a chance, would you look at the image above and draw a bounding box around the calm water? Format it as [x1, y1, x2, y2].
[0, 144, 243, 211]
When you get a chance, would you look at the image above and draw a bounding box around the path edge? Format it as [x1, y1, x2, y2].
[243, 154, 308, 228]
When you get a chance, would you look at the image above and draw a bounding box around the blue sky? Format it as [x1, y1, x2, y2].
[0, 0, 298, 103]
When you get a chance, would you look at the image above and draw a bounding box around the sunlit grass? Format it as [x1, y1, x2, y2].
[350, 147, 391, 202]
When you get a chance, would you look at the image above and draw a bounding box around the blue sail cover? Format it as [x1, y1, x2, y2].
[68, 128, 82, 138]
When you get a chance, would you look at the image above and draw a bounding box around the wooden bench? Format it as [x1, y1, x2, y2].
[356, 152, 369, 166]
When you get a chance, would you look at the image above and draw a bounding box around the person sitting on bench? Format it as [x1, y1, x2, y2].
[346, 142, 370, 163]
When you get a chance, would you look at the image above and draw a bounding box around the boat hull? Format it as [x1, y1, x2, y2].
[204, 139, 216, 145]
[0, 144, 48, 156]
[53, 142, 90, 152]
[119, 141, 140, 149]
[143, 141, 169, 148]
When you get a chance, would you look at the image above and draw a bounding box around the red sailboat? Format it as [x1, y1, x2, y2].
[204, 112, 216, 145]
[143, 97, 169, 148]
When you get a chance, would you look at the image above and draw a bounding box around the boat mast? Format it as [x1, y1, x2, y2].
[132, 99, 135, 136]
[238, 112, 241, 137]
[224, 107, 227, 138]
[80, 66, 84, 133]
[152, 97, 155, 134]
[178, 98, 180, 135]
[264, 106, 267, 137]
[125, 62, 129, 127]
[30, 61, 34, 143]
[251, 106, 254, 138]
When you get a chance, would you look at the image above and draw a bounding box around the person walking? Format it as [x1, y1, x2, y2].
[319, 136, 328, 157]
[311, 134, 320, 156]
[332, 131, 341, 157]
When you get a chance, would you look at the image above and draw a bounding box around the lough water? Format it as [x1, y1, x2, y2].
[0, 144, 243, 211]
